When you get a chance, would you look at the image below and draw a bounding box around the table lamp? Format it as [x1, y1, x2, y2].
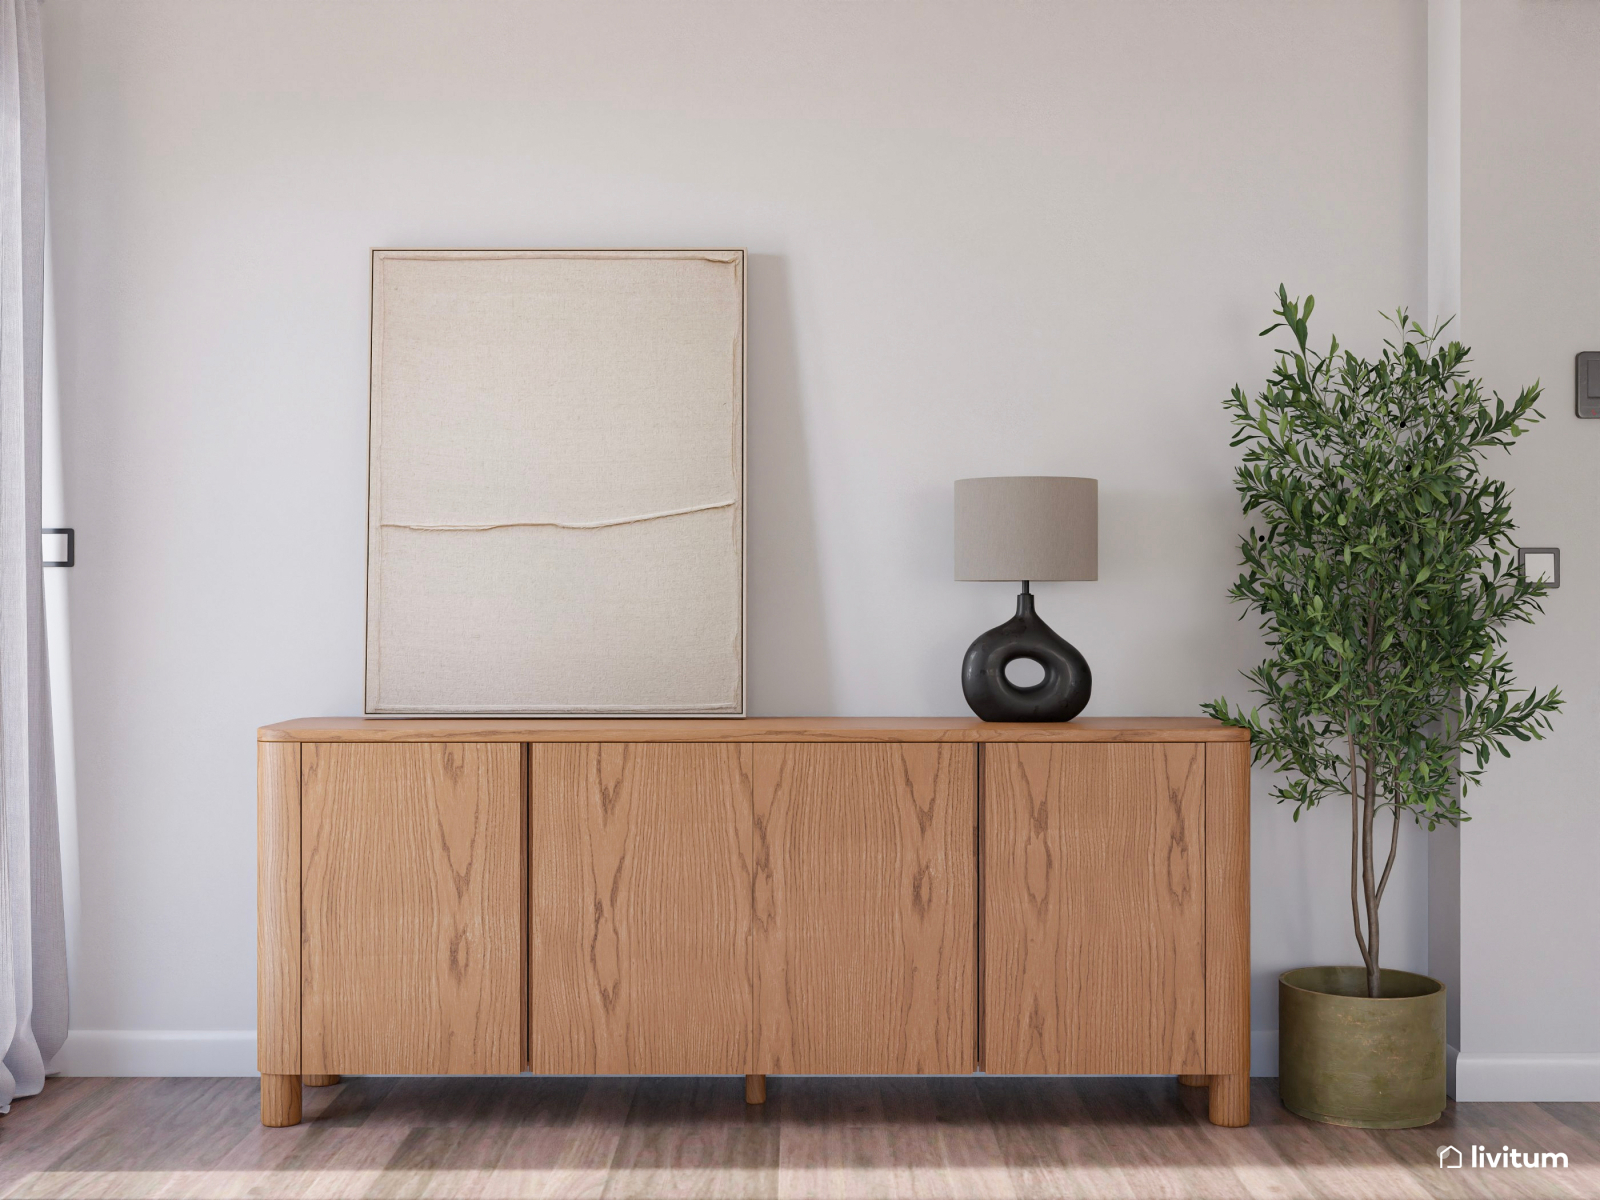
[954, 476, 1096, 722]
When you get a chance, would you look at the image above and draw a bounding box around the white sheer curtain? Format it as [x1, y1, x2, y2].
[0, 0, 65, 1115]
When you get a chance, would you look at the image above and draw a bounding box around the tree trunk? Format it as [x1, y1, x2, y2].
[1347, 728, 1373, 990]
[1362, 751, 1380, 998]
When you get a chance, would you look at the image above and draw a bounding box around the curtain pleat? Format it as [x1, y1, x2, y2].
[0, 0, 66, 1115]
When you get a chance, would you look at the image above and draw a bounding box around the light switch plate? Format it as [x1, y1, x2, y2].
[41, 528, 72, 568]
[1517, 547, 1559, 588]
[1577, 352, 1600, 418]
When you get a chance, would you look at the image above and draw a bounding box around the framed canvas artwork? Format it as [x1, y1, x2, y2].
[365, 249, 745, 715]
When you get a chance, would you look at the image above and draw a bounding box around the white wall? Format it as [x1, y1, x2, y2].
[41, 0, 1433, 1074]
[1452, 0, 1600, 1101]
[1425, 0, 1462, 1090]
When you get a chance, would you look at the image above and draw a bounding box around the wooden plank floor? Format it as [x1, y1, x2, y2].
[0, 1076, 1596, 1199]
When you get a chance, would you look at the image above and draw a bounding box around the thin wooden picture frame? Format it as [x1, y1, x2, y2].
[363, 248, 747, 717]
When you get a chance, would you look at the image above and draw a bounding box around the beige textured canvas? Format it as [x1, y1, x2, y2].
[366, 250, 744, 714]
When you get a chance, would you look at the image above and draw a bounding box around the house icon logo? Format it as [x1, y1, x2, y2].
[1439, 1146, 1463, 1169]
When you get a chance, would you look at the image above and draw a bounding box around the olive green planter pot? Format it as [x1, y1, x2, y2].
[1279, 966, 1446, 1128]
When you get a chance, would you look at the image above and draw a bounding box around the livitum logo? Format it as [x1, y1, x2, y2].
[1437, 1144, 1569, 1169]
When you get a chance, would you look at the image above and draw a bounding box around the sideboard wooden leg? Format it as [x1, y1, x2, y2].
[261, 1073, 302, 1127]
[745, 1074, 767, 1104]
[1177, 1074, 1210, 1087]
[1208, 1072, 1250, 1126]
[302, 1074, 341, 1087]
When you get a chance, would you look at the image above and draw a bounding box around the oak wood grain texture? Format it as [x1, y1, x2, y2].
[1209, 1072, 1250, 1127]
[1206, 740, 1252, 1078]
[256, 741, 300, 1076]
[984, 742, 1206, 1075]
[754, 743, 976, 1074]
[259, 1074, 300, 1128]
[526, 742, 756, 1073]
[745, 1074, 766, 1104]
[299, 742, 524, 1075]
[260, 716, 1247, 743]
[976, 743, 986, 1073]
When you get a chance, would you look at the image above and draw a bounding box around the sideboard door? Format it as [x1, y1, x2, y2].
[983, 742, 1206, 1074]
[300, 742, 524, 1075]
[526, 743, 756, 1074]
[753, 743, 977, 1074]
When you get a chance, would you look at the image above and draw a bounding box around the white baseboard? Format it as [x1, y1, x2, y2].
[1454, 1052, 1600, 1102]
[1251, 1029, 1277, 1077]
[50, 1030, 258, 1077]
[1241, 1035, 1600, 1100]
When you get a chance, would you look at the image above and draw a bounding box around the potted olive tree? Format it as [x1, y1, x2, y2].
[1205, 288, 1561, 1128]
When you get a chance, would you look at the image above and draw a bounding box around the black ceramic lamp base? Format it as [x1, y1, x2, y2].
[961, 585, 1091, 722]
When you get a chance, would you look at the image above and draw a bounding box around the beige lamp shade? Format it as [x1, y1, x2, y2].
[954, 476, 1098, 581]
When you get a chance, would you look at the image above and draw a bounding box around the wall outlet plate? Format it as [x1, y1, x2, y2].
[1577, 352, 1600, 418]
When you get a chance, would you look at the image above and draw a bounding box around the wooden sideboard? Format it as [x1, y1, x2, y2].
[258, 717, 1251, 1127]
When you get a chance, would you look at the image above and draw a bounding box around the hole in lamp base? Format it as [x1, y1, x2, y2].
[1004, 658, 1046, 687]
